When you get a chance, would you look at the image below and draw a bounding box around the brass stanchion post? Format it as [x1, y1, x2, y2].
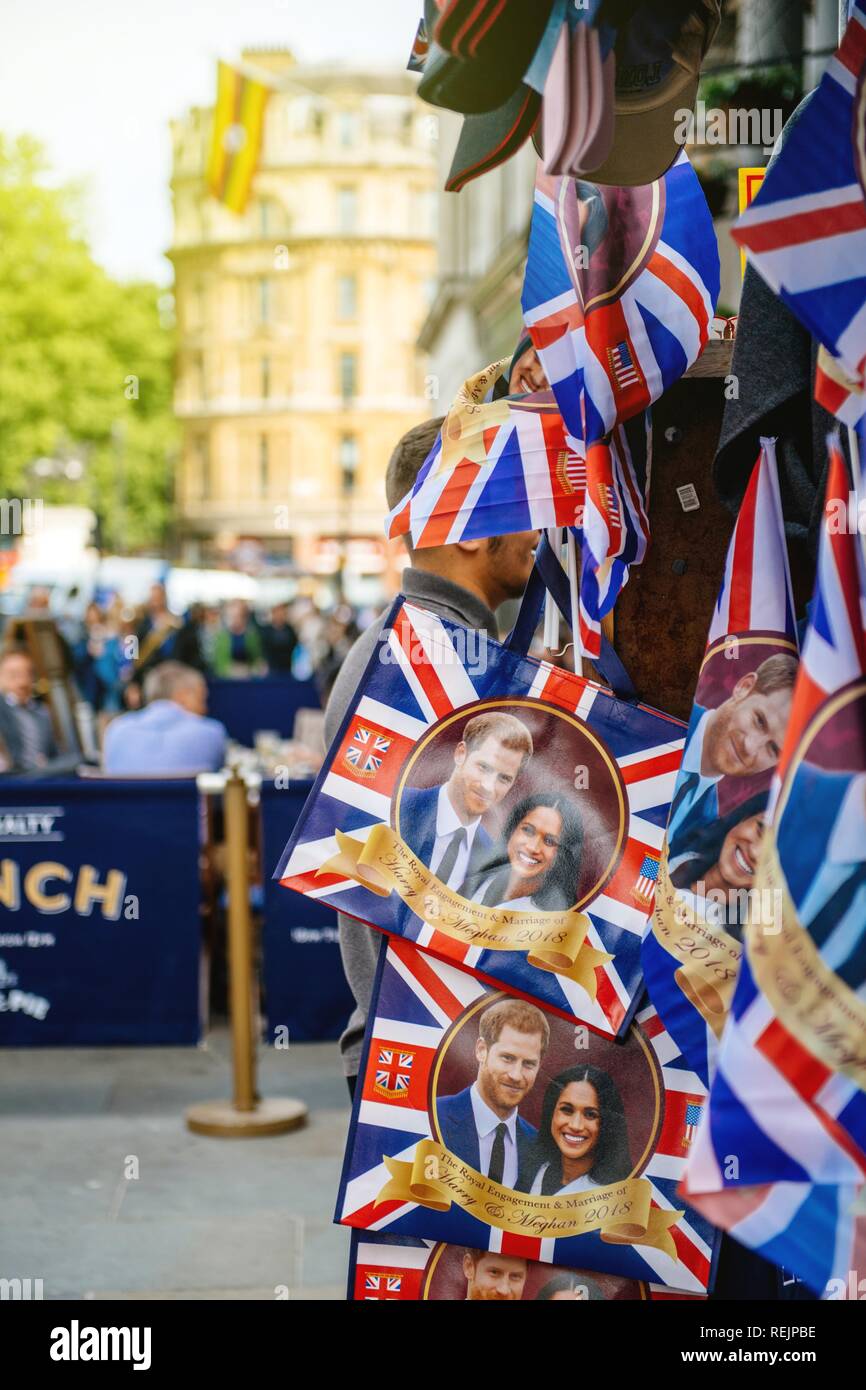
[186, 768, 308, 1137]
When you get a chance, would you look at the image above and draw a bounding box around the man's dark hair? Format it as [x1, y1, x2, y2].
[385, 417, 445, 551]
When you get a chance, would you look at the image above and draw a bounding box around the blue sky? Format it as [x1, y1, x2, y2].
[0, 1, 418, 284]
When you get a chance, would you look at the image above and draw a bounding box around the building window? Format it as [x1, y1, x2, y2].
[258, 200, 270, 235]
[338, 110, 360, 147]
[261, 356, 271, 399]
[339, 352, 357, 401]
[258, 277, 271, 324]
[194, 352, 206, 401]
[339, 434, 358, 493]
[196, 434, 210, 500]
[259, 434, 269, 496]
[337, 273, 357, 319]
[337, 186, 358, 234]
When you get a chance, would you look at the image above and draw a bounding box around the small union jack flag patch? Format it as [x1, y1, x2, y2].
[632, 853, 661, 907]
[374, 1048, 414, 1100]
[364, 1272, 403, 1298]
[344, 725, 392, 778]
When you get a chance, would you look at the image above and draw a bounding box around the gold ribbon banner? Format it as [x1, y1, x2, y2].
[650, 853, 742, 1040]
[746, 836, 866, 1091]
[374, 1139, 683, 1259]
[317, 826, 613, 998]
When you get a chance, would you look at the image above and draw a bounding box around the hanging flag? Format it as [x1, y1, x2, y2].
[386, 361, 585, 547]
[681, 438, 866, 1294]
[731, 3, 866, 406]
[385, 362, 651, 658]
[206, 60, 272, 214]
[816, 346, 866, 427]
[520, 152, 719, 628]
[641, 440, 799, 1087]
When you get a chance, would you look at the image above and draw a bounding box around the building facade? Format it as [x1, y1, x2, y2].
[418, 109, 538, 411]
[169, 49, 437, 600]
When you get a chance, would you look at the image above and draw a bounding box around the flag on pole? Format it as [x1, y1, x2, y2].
[641, 440, 799, 1087]
[731, 3, 866, 410]
[681, 438, 866, 1293]
[520, 152, 719, 628]
[206, 61, 272, 214]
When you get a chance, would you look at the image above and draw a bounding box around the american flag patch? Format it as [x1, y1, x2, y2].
[608, 340, 641, 391]
[684, 1101, 702, 1147]
[633, 853, 661, 907]
[344, 726, 392, 778]
[374, 1047, 414, 1099]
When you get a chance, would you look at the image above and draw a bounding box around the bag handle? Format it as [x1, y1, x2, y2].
[505, 533, 637, 703]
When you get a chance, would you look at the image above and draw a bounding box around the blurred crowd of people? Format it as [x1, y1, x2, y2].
[0, 581, 369, 777]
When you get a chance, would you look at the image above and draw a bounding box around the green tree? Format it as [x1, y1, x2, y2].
[0, 133, 177, 551]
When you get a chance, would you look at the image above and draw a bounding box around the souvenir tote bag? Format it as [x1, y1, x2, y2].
[335, 937, 719, 1293]
[347, 1231, 707, 1302]
[274, 544, 686, 1039]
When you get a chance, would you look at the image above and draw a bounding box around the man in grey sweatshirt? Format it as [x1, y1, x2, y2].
[323, 415, 540, 1096]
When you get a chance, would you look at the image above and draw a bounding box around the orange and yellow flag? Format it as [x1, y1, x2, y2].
[206, 61, 271, 214]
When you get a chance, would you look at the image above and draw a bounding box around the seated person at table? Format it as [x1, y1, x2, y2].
[103, 661, 227, 775]
[0, 646, 59, 773]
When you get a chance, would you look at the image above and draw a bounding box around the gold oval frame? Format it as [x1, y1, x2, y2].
[392, 696, 628, 914]
[427, 990, 663, 1193]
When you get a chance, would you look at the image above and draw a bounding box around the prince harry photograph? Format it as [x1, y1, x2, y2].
[435, 997, 549, 1193]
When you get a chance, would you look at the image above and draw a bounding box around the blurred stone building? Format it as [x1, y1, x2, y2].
[168, 49, 436, 601]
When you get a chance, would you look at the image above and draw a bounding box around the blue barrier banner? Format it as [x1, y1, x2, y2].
[0, 779, 202, 1046]
[260, 782, 353, 1043]
[206, 677, 320, 747]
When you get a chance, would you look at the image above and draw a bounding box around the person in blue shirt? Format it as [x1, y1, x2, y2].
[102, 661, 227, 775]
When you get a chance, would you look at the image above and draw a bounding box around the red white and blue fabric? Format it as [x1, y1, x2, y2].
[335, 937, 718, 1292]
[385, 389, 650, 660]
[520, 153, 719, 630]
[346, 1230, 708, 1301]
[275, 597, 685, 1038]
[641, 440, 798, 1088]
[732, 3, 866, 400]
[682, 441, 866, 1294]
[385, 391, 587, 549]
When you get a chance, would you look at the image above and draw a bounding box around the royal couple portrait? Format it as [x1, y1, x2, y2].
[666, 653, 798, 928]
[436, 997, 632, 1197]
[459, 1248, 605, 1301]
[400, 711, 582, 912]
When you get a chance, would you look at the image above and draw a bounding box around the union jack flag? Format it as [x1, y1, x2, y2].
[336, 938, 718, 1292]
[345, 726, 392, 778]
[521, 153, 719, 634]
[732, 3, 866, 404]
[641, 439, 799, 1088]
[275, 598, 686, 1038]
[385, 365, 587, 548]
[348, 1231, 708, 1301]
[816, 346, 866, 427]
[364, 1271, 403, 1298]
[375, 1047, 414, 1099]
[682, 440, 866, 1294]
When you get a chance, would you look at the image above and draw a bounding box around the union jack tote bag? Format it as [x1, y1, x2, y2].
[336, 937, 719, 1293]
[274, 547, 685, 1039]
